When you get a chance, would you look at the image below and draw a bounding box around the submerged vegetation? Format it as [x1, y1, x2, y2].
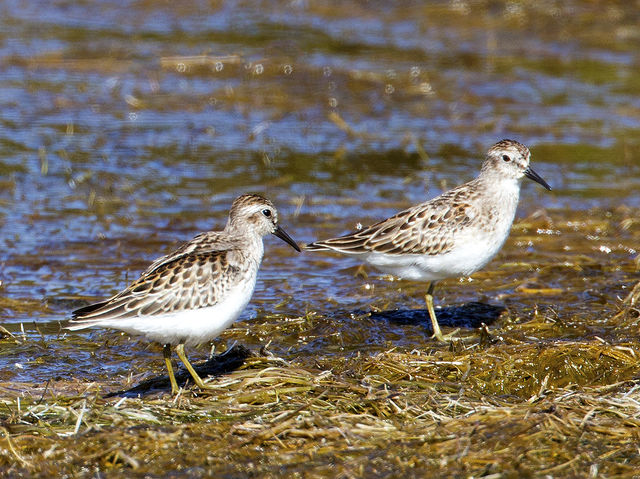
[2, 281, 640, 477]
[3, 212, 640, 476]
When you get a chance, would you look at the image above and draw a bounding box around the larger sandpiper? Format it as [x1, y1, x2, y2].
[306, 139, 551, 341]
[68, 194, 301, 394]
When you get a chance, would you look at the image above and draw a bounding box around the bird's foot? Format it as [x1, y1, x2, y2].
[431, 328, 460, 343]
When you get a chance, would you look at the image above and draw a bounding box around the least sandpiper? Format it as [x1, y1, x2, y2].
[68, 194, 300, 394]
[306, 139, 551, 341]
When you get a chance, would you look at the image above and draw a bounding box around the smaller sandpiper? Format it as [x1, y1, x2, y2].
[68, 194, 300, 394]
[306, 139, 551, 341]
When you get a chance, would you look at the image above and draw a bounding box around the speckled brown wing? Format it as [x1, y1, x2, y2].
[140, 232, 225, 276]
[70, 247, 249, 322]
[307, 186, 480, 256]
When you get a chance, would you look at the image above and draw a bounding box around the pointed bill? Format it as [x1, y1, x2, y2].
[273, 226, 301, 251]
[524, 166, 551, 191]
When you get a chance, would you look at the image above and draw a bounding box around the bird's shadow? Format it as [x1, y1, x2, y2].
[104, 344, 253, 398]
[103, 303, 504, 397]
[367, 301, 506, 332]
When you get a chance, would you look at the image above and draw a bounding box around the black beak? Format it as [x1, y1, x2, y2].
[524, 166, 551, 191]
[273, 225, 301, 252]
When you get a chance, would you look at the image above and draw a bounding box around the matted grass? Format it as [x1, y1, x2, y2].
[2, 283, 640, 477]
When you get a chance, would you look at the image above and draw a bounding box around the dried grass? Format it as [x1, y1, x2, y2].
[2, 285, 640, 477]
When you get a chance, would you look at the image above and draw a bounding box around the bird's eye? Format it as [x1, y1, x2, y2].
[262, 209, 272, 218]
[502, 155, 511, 162]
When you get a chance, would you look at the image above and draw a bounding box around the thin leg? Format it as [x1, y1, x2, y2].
[425, 282, 458, 342]
[175, 343, 209, 390]
[163, 344, 179, 395]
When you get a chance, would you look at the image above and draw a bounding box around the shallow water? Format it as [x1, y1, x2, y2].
[1, 0, 640, 386]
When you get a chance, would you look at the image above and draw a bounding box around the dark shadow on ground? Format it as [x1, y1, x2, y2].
[104, 344, 253, 398]
[368, 302, 506, 332]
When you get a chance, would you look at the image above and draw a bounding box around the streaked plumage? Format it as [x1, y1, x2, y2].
[68, 194, 300, 394]
[306, 139, 551, 341]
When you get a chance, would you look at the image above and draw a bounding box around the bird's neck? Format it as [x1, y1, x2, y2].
[223, 223, 265, 256]
[476, 174, 521, 222]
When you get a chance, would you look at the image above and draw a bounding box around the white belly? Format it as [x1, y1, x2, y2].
[363, 228, 510, 282]
[82, 278, 257, 347]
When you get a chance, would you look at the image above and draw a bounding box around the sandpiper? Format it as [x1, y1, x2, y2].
[68, 194, 300, 394]
[306, 139, 551, 341]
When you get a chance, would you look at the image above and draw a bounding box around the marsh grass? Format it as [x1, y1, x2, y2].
[2, 284, 640, 477]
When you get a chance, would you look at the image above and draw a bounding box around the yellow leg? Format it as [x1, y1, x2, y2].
[425, 282, 458, 342]
[175, 343, 209, 390]
[163, 344, 179, 395]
